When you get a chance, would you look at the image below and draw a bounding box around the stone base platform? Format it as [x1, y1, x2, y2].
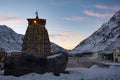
[4, 51, 68, 76]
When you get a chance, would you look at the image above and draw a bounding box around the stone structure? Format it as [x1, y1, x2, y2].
[22, 12, 51, 54]
[3, 13, 69, 76]
[90, 53, 103, 60]
[0, 48, 6, 61]
[4, 51, 68, 76]
[113, 49, 120, 62]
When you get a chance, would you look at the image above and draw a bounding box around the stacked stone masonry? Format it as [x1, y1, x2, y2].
[22, 18, 51, 54]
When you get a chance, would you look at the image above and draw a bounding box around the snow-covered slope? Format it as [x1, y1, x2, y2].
[72, 10, 120, 54]
[51, 42, 68, 53]
[0, 25, 67, 53]
[0, 48, 5, 52]
[0, 25, 24, 52]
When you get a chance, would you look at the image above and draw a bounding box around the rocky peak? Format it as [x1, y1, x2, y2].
[109, 10, 120, 22]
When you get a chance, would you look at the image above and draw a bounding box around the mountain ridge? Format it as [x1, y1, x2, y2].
[71, 10, 120, 54]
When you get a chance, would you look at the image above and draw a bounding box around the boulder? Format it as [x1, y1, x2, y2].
[47, 51, 68, 76]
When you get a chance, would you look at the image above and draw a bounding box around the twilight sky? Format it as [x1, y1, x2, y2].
[0, 0, 120, 50]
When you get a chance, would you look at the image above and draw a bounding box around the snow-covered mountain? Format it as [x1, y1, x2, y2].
[51, 42, 68, 53]
[0, 25, 67, 53]
[0, 25, 24, 52]
[72, 10, 120, 54]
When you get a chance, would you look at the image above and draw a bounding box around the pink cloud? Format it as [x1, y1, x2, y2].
[50, 32, 86, 39]
[95, 5, 120, 11]
[83, 10, 113, 18]
[74, 35, 86, 39]
[0, 15, 25, 24]
[64, 16, 86, 21]
[61, 32, 78, 35]
[49, 34, 70, 38]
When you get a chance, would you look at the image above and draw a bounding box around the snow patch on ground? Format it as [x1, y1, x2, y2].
[90, 65, 99, 69]
[47, 54, 62, 59]
[0, 66, 120, 80]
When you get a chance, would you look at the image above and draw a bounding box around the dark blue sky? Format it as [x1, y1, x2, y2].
[0, 0, 120, 49]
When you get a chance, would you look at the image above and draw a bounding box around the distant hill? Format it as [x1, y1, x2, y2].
[71, 10, 120, 54]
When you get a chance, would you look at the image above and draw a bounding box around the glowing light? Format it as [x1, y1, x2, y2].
[34, 20, 37, 24]
[51, 50, 54, 53]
